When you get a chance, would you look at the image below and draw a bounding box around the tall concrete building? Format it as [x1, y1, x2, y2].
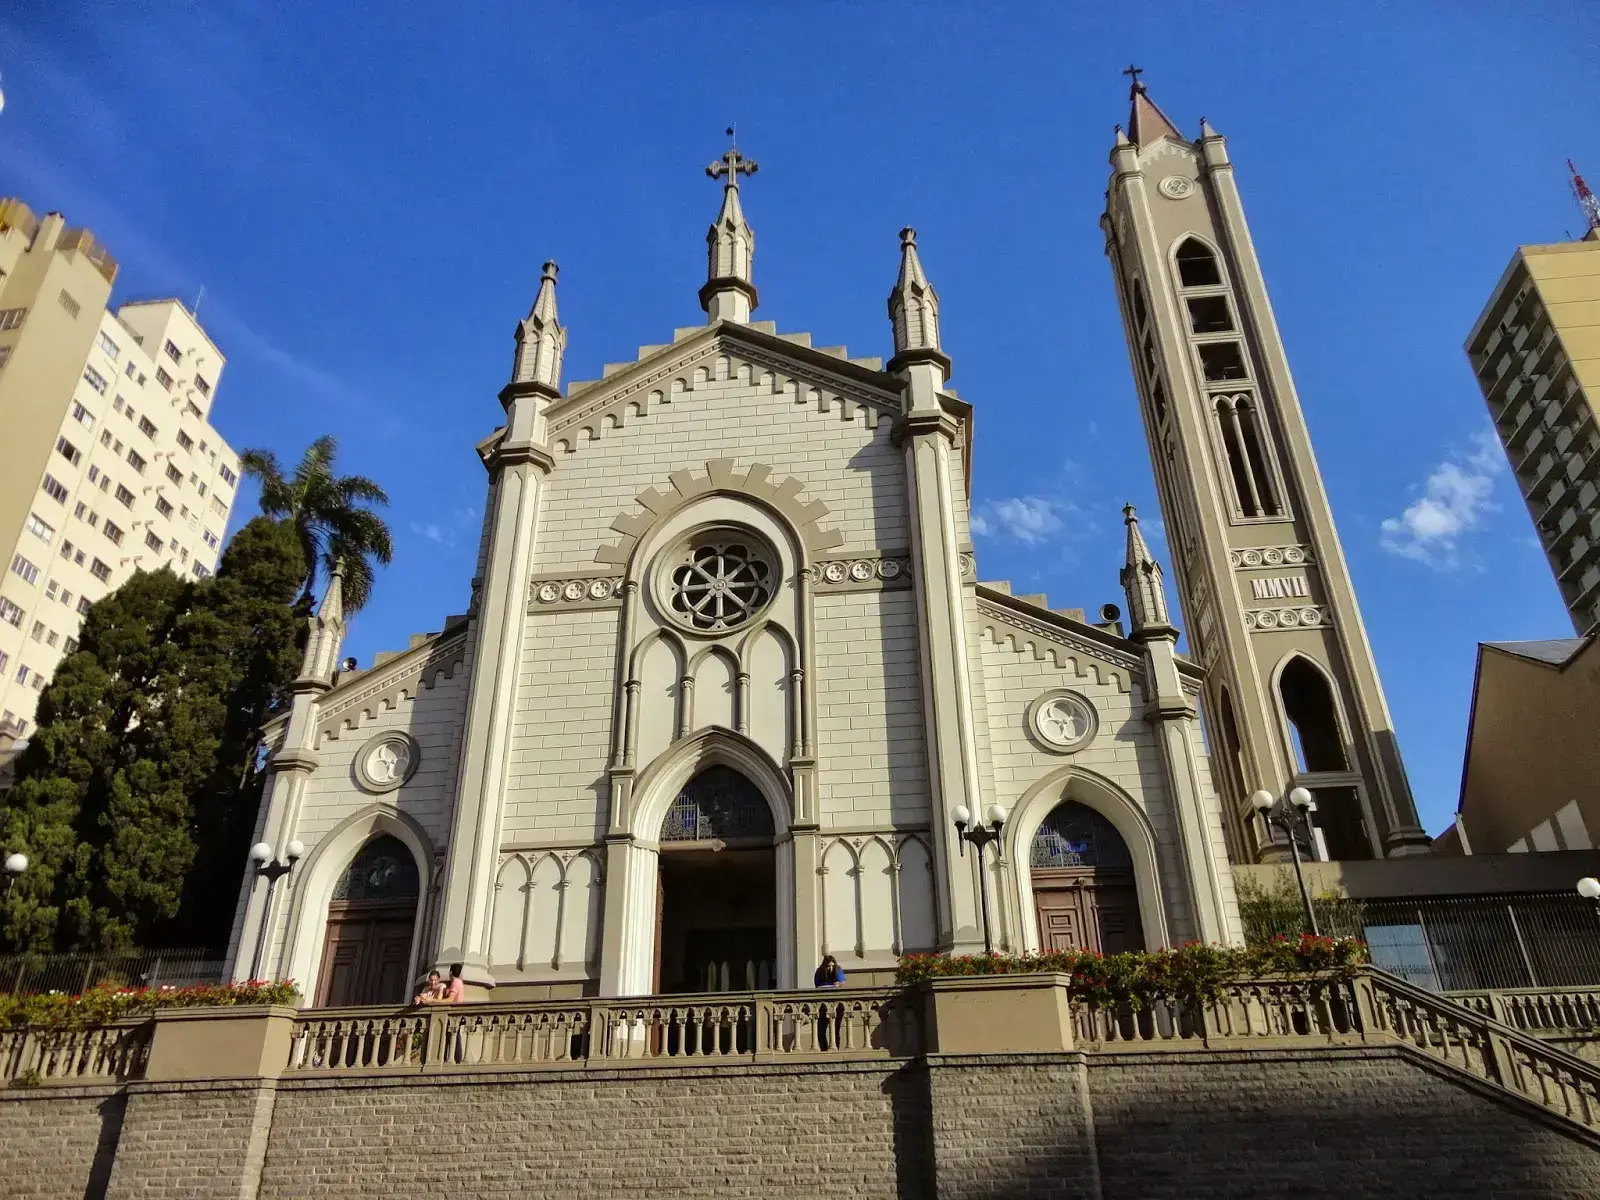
[0, 199, 241, 735]
[1100, 77, 1429, 862]
[1465, 234, 1600, 637]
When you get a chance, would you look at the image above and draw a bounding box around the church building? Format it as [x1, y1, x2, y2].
[229, 81, 1418, 1008]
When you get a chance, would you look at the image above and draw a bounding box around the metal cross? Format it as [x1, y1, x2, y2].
[706, 126, 758, 187]
[1123, 63, 1144, 91]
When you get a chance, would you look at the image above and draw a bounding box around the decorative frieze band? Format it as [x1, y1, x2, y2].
[1242, 606, 1332, 632]
[1229, 545, 1315, 569]
[804, 554, 914, 591]
[529, 574, 625, 612]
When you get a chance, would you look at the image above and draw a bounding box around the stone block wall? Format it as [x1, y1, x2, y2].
[0, 1085, 122, 1200]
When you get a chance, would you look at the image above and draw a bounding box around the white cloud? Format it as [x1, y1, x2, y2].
[969, 512, 991, 536]
[976, 496, 1069, 545]
[1379, 430, 1504, 569]
[411, 521, 448, 546]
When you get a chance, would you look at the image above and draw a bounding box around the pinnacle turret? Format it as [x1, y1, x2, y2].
[701, 134, 759, 323]
[298, 558, 347, 687]
[1119, 505, 1175, 640]
[511, 261, 567, 391]
[888, 227, 943, 360]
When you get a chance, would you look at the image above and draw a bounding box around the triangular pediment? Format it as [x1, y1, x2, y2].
[543, 321, 907, 459]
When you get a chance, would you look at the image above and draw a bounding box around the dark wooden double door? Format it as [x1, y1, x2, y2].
[1033, 869, 1144, 954]
[315, 900, 417, 1007]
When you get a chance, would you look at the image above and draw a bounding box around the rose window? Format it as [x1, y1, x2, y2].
[667, 538, 774, 632]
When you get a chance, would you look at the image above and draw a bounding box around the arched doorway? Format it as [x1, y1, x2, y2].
[1029, 802, 1145, 954]
[655, 766, 777, 993]
[315, 835, 421, 1007]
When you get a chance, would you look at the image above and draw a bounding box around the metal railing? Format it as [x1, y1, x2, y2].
[284, 987, 924, 1073]
[0, 951, 224, 996]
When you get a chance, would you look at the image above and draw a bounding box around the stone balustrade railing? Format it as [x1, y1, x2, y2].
[284, 987, 923, 1073]
[0, 1020, 151, 1084]
[1448, 986, 1600, 1036]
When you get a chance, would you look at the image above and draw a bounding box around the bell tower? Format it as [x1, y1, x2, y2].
[1101, 72, 1429, 859]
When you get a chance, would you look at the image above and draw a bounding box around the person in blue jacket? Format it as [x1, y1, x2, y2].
[814, 955, 845, 1049]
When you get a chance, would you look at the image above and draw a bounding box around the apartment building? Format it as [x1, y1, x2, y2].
[1465, 234, 1600, 636]
[0, 198, 240, 735]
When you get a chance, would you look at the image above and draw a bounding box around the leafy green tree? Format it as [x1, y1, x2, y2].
[238, 434, 393, 612]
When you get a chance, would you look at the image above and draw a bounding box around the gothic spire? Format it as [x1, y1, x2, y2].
[1119, 504, 1176, 640]
[701, 131, 759, 323]
[1122, 66, 1184, 148]
[888, 227, 942, 359]
[298, 558, 347, 687]
[511, 261, 566, 391]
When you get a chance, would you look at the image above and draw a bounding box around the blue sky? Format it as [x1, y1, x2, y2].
[2, 2, 1595, 836]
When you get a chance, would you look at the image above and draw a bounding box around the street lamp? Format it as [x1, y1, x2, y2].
[1252, 787, 1320, 936]
[1577, 876, 1600, 913]
[246, 839, 304, 983]
[3, 852, 26, 897]
[953, 803, 1008, 955]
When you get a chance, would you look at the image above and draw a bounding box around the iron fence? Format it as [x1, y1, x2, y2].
[0, 950, 225, 996]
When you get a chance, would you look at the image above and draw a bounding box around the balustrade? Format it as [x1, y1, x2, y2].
[0, 1020, 150, 1084]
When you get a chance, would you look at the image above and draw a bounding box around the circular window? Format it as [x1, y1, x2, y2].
[662, 532, 777, 633]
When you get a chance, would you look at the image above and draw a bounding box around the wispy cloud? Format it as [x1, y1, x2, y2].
[1379, 429, 1505, 570]
[981, 496, 1070, 545]
[409, 507, 479, 551]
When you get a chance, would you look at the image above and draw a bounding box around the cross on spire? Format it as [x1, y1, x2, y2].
[1123, 63, 1145, 95]
[707, 127, 758, 189]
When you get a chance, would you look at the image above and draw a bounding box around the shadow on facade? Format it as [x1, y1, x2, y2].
[84, 1091, 126, 1200]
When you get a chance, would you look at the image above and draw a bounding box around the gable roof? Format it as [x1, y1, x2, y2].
[1482, 638, 1586, 668]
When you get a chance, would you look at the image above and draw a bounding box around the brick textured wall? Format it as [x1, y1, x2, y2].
[0, 1085, 122, 1200]
[104, 1081, 275, 1200]
[259, 1061, 922, 1199]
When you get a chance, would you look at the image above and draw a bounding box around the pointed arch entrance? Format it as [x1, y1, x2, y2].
[1029, 802, 1145, 954]
[315, 835, 421, 1007]
[655, 766, 778, 992]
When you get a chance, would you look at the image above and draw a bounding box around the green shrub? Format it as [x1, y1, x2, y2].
[0, 980, 299, 1031]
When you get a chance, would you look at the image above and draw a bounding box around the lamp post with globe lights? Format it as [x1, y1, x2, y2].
[3, 852, 25, 898]
[953, 804, 1008, 955]
[1578, 877, 1600, 916]
[1251, 787, 1320, 936]
[246, 840, 304, 983]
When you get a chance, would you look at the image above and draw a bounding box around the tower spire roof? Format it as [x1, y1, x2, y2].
[1119, 504, 1175, 639]
[888, 227, 945, 362]
[511, 260, 567, 391]
[1122, 65, 1184, 147]
[297, 558, 347, 687]
[700, 129, 759, 323]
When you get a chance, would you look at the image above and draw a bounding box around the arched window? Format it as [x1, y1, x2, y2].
[1216, 686, 1248, 803]
[332, 835, 420, 902]
[1214, 395, 1282, 518]
[1279, 658, 1348, 773]
[1235, 399, 1281, 515]
[662, 766, 774, 842]
[1131, 279, 1149, 329]
[1176, 239, 1222, 288]
[1030, 802, 1134, 872]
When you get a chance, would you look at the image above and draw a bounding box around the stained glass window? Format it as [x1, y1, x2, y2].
[1030, 802, 1133, 871]
[333, 835, 420, 901]
[662, 767, 774, 842]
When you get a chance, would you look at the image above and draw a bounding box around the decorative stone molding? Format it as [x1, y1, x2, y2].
[1026, 690, 1100, 755]
[528, 573, 625, 612]
[354, 731, 421, 794]
[958, 553, 975, 580]
[315, 630, 468, 746]
[1229, 545, 1314, 569]
[1242, 606, 1331, 632]
[976, 597, 1137, 694]
[596, 459, 844, 567]
[803, 553, 914, 592]
[1157, 175, 1195, 200]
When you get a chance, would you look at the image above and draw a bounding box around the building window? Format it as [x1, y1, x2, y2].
[56, 437, 82, 466]
[0, 308, 27, 331]
[1186, 295, 1234, 334]
[89, 559, 111, 583]
[1198, 341, 1249, 383]
[144, 530, 163, 552]
[59, 589, 72, 608]
[166, 464, 183, 485]
[103, 522, 124, 546]
[126, 450, 146, 474]
[210, 496, 227, 517]
[63, 637, 78, 655]
[1213, 394, 1282, 518]
[59, 539, 74, 561]
[25, 513, 53, 544]
[163, 339, 182, 363]
[202, 528, 220, 550]
[154, 496, 173, 519]
[0, 599, 23, 627]
[11, 554, 40, 585]
[155, 367, 173, 391]
[87, 467, 100, 486]
[176, 430, 193, 451]
[194, 375, 211, 398]
[15, 664, 30, 685]
[0, 345, 12, 370]
[1130, 279, 1149, 330]
[78, 596, 92, 613]
[137, 416, 157, 439]
[72, 402, 95, 429]
[185, 401, 203, 419]
[44, 579, 58, 601]
[42, 474, 69, 505]
[74, 501, 87, 520]
[219, 464, 237, 487]
[1176, 238, 1222, 288]
[82, 365, 109, 394]
[114, 484, 135, 508]
[86, 512, 98, 528]
[45, 630, 57, 648]
[58, 290, 81, 319]
[30, 621, 44, 642]
[96, 330, 121, 360]
[192, 563, 210, 579]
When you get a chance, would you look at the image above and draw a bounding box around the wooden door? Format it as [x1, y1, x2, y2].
[1036, 887, 1096, 952]
[1032, 871, 1144, 954]
[316, 901, 417, 1007]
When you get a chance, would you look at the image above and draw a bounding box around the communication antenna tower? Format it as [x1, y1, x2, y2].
[1569, 159, 1600, 236]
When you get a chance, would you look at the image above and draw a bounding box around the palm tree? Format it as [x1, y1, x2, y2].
[238, 436, 393, 612]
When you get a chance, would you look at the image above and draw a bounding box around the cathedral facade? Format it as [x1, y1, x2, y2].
[228, 85, 1414, 1007]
